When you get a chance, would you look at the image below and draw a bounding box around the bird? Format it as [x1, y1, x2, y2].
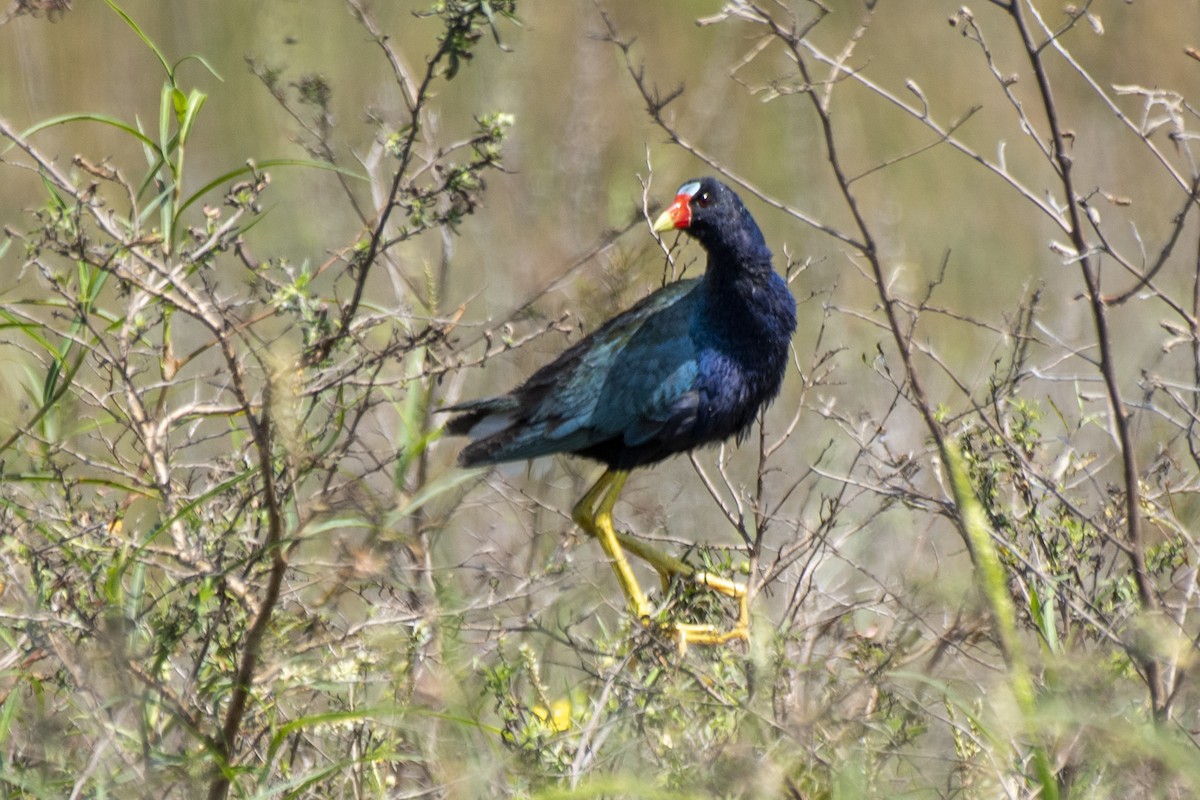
[443, 177, 797, 648]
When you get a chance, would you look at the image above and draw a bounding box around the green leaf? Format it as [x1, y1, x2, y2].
[177, 88, 207, 147]
[174, 158, 363, 223]
[105, 0, 173, 79]
[387, 464, 482, 525]
[158, 82, 174, 166]
[0, 690, 20, 746]
[171, 87, 188, 119]
[19, 112, 161, 156]
[173, 52, 224, 83]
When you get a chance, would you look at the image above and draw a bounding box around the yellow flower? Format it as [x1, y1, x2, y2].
[531, 697, 573, 732]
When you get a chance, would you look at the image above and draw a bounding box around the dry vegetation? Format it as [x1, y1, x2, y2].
[0, 1, 1198, 797]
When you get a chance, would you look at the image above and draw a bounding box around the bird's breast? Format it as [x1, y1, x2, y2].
[693, 342, 787, 443]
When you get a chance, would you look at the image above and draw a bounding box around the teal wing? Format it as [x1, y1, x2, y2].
[451, 278, 704, 465]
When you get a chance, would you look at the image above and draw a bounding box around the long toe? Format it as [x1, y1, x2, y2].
[670, 621, 750, 655]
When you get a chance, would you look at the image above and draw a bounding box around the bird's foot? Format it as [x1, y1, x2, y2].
[688, 570, 747, 603]
[613, 532, 752, 633]
[628, 615, 748, 655]
[662, 570, 751, 655]
[640, 572, 751, 655]
[669, 621, 750, 656]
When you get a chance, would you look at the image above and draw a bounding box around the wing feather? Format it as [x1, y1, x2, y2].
[449, 278, 705, 465]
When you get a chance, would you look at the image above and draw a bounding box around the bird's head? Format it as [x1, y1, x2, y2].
[651, 177, 767, 258]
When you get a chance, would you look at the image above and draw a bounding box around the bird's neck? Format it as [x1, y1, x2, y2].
[703, 257, 789, 348]
[704, 241, 776, 296]
[700, 217, 773, 274]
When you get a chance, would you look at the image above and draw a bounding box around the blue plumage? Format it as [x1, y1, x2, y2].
[443, 177, 796, 647]
[445, 177, 796, 471]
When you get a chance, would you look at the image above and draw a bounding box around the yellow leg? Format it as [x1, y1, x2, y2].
[571, 470, 651, 621]
[616, 531, 749, 652]
[572, 470, 750, 652]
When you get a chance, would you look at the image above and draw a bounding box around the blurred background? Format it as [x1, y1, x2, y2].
[3, 0, 1195, 355]
[2, 1, 1199, 796]
[4, 0, 1194, 407]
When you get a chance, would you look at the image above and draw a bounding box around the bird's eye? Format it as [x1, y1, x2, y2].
[695, 191, 712, 208]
